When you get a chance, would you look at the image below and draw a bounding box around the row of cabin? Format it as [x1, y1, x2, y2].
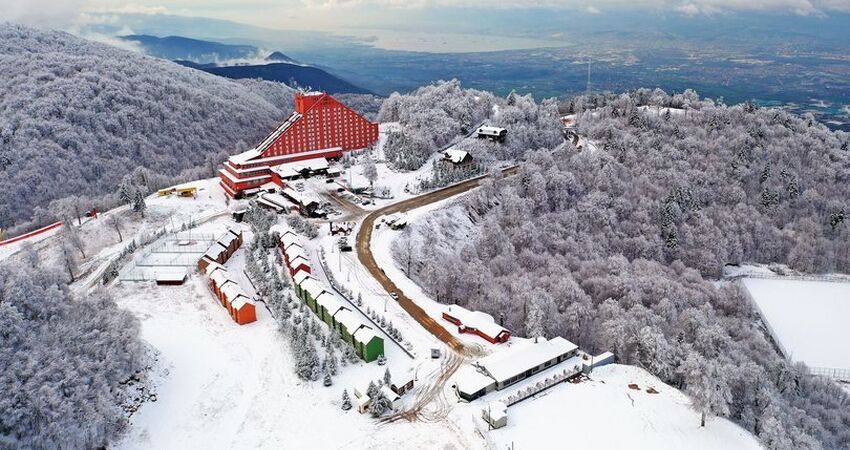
[280, 230, 384, 362]
[204, 263, 257, 325]
[197, 228, 244, 272]
[293, 271, 384, 362]
[280, 231, 312, 276]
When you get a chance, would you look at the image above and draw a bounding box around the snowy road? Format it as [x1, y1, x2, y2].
[355, 165, 520, 353]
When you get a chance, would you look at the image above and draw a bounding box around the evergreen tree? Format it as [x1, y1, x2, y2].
[383, 368, 392, 386]
[323, 371, 332, 387]
[341, 389, 352, 411]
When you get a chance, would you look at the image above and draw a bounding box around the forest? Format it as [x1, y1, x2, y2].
[395, 88, 850, 449]
[0, 259, 146, 448]
[0, 24, 383, 234]
[378, 80, 562, 171]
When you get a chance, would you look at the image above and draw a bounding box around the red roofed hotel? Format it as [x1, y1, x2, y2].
[220, 92, 380, 197]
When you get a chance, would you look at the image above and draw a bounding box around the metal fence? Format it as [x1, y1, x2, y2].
[501, 364, 584, 407]
[809, 366, 850, 383]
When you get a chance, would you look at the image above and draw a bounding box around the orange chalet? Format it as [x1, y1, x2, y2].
[219, 92, 380, 198]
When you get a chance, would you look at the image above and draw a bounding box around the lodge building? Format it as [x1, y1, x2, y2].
[219, 92, 380, 197]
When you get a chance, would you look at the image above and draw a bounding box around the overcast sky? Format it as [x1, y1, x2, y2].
[3, 0, 850, 32]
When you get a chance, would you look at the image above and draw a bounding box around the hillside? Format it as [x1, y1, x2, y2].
[0, 24, 296, 230]
[398, 90, 850, 449]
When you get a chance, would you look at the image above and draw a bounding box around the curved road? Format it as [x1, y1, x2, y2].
[355, 166, 520, 354]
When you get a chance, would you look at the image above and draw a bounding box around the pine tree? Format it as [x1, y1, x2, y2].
[132, 190, 147, 217]
[341, 389, 352, 411]
[383, 368, 392, 386]
[323, 371, 333, 387]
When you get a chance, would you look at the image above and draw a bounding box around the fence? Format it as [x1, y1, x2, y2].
[501, 363, 584, 407]
[809, 366, 850, 383]
[728, 271, 850, 284]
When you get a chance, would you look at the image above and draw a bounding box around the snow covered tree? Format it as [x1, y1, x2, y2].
[368, 392, 391, 418]
[383, 368, 392, 386]
[680, 352, 731, 427]
[341, 389, 352, 411]
[323, 370, 333, 387]
[132, 190, 147, 218]
[105, 214, 124, 243]
[363, 154, 378, 188]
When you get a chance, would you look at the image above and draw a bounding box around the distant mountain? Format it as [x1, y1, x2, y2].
[0, 24, 297, 229]
[177, 61, 373, 95]
[121, 34, 260, 62]
[266, 51, 295, 63]
[124, 34, 369, 94]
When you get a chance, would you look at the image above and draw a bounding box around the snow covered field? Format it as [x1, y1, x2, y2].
[465, 364, 763, 450]
[111, 274, 473, 450]
[742, 277, 850, 372]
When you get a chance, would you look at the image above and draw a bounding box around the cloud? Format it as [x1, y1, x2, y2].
[585, 5, 603, 13]
[0, 0, 88, 28]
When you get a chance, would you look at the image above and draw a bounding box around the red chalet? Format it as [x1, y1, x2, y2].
[219, 92, 380, 197]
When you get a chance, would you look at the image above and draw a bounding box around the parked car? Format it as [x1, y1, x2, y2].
[390, 292, 398, 301]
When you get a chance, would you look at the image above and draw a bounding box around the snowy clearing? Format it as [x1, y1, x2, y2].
[459, 364, 763, 450]
[742, 277, 850, 373]
[111, 274, 473, 450]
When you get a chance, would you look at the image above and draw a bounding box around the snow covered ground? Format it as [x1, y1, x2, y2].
[456, 364, 762, 450]
[110, 267, 474, 449]
[742, 277, 850, 372]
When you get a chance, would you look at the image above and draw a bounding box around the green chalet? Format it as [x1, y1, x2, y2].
[299, 278, 326, 313]
[352, 326, 384, 363]
[315, 292, 347, 327]
[291, 272, 384, 363]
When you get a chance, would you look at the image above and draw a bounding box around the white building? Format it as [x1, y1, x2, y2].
[476, 125, 507, 142]
[454, 336, 580, 401]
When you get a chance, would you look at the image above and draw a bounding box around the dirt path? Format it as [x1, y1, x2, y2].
[355, 165, 519, 354]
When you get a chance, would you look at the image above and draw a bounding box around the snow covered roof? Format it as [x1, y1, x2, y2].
[285, 243, 306, 260]
[204, 243, 227, 260]
[231, 295, 255, 310]
[271, 157, 329, 179]
[477, 125, 506, 136]
[202, 259, 225, 274]
[219, 281, 246, 302]
[260, 193, 290, 209]
[301, 278, 326, 299]
[335, 309, 365, 334]
[443, 148, 471, 164]
[315, 292, 346, 316]
[217, 231, 237, 248]
[156, 270, 187, 283]
[353, 325, 378, 344]
[477, 337, 578, 384]
[209, 268, 230, 287]
[444, 304, 508, 340]
[288, 256, 310, 271]
[281, 233, 301, 250]
[228, 148, 262, 165]
[380, 385, 400, 402]
[454, 365, 496, 396]
[292, 270, 311, 286]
